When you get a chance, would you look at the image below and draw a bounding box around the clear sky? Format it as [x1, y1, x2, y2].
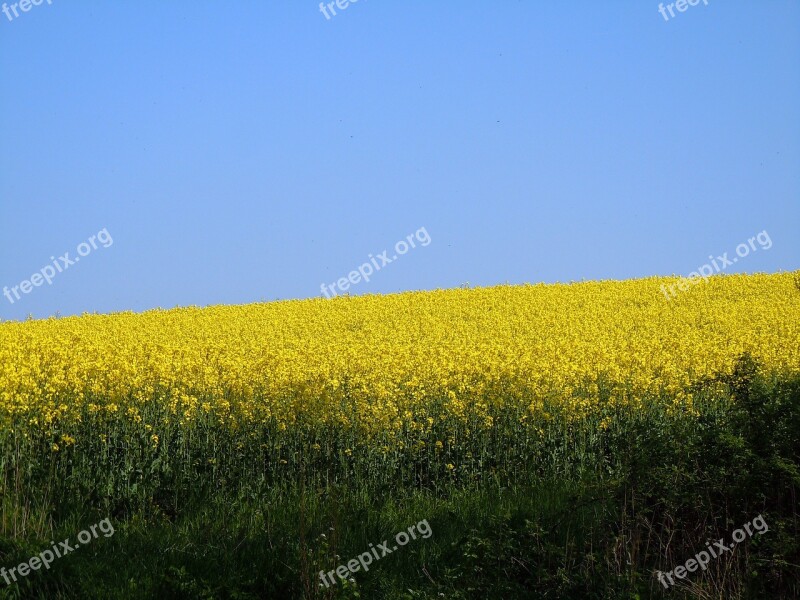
[1, 1, 798, 320]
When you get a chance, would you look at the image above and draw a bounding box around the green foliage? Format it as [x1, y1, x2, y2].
[1, 369, 798, 599]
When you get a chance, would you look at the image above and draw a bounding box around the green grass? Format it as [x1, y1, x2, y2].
[1, 358, 799, 599]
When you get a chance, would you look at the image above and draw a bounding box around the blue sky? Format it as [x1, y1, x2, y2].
[1, 0, 798, 320]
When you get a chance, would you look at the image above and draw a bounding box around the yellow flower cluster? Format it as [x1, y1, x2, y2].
[0, 273, 798, 435]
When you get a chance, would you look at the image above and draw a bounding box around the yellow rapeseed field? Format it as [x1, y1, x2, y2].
[1, 273, 798, 438]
